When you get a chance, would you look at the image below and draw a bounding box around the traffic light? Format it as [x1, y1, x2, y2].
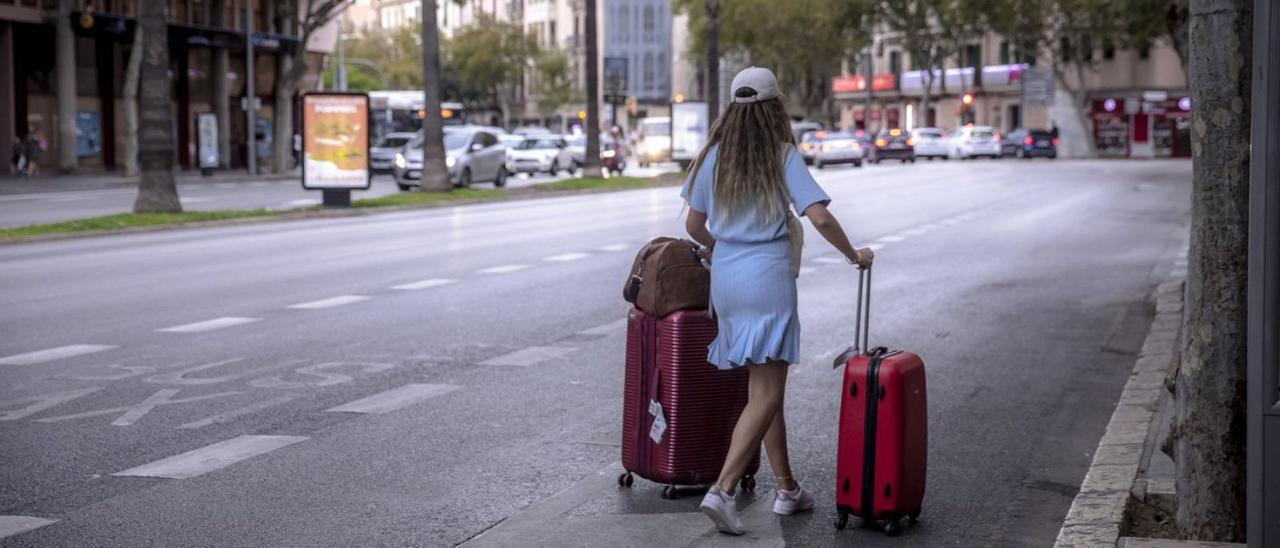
[962, 93, 974, 106]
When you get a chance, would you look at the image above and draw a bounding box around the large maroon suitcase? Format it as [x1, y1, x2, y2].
[833, 267, 927, 536]
[619, 307, 759, 498]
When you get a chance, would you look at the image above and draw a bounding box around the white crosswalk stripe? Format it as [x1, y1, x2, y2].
[479, 346, 578, 367]
[478, 264, 530, 274]
[0, 516, 58, 540]
[392, 278, 458, 290]
[158, 317, 261, 333]
[543, 252, 591, 262]
[287, 295, 372, 309]
[0, 345, 116, 366]
[113, 435, 308, 479]
[326, 383, 461, 414]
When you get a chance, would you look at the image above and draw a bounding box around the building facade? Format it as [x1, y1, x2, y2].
[603, 0, 671, 125]
[0, 0, 336, 175]
[832, 26, 1189, 158]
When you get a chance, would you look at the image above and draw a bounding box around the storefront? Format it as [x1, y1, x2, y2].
[1089, 93, 1191, 159]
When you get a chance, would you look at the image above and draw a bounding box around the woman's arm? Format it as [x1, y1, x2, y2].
[803, 203, 874, 268]
[685, 209, 715, 248]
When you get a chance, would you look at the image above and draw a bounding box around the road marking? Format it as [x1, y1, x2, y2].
[158, 317, 261, 333]
[902, 227, 930, 236]
[113, 434, 308, 479]
[543, 252, 591, 262]
[878, 235, 907, 243]
[179, 197, 211, 204]
[597, 243, 630, 252]
[479, 346, 578, 367]
[478, 264, 530, 274]
[0, 387, 103, 421]
[392, 278, 458, 290]
[814, 257, 844, 264]
[326, 383, 461, 414]
[178, 394, 302, 430]
[799, 266, 817, 276]
[578, 318, 628, 336]
[288, 295, 372, 309]
[0, 516, 58, 539]
[282, 198, 320, 207]
[866, 243, 886, 252]
[0, 345, 116, 366]
[38, 389, 241, 425]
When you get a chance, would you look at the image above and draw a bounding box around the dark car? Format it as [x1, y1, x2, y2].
[870, 128, 916, 164]
[1004, 128, 1058, 159]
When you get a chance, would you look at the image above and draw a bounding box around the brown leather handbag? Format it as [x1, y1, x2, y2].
[623, 237, 710, 318]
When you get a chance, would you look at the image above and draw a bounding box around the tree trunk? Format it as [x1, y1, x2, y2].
[133, 0, 182, 213]
[1051, 63, 1099, 158]
[211, 0, 231, 169]
[122, 26, 143, 178]
[705, 0, 719, 120]
[55, 0, 77, 173]
[583, 0, 602, 178]
[419, 0, 451, 192]
[272, 52, 298, 173]
[1172, 0, 1251, 541]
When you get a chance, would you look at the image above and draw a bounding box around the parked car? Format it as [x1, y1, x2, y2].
[370, 132, 416, 173]
[507, 136, 575, 175]
[565, 133, 586, 167]
[1002, 128, 1058, 159]
[791, 121, 823, 144]
[870, 128, 916, 163]
[513, 126, 553, 136]
[946, 125, 1002, 159]
[799, 131, 826, 165]
[393, 126, 508, 190]
[911, 127, 949, 160]
[813, 131, 864, 169]
[636, 117, 671, 167]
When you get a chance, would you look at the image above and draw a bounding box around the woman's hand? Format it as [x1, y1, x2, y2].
[847, 247, 874, 269]
[696, 244, 713, 270]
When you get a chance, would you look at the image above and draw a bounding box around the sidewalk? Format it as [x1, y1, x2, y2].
[0, 169, 300, 195]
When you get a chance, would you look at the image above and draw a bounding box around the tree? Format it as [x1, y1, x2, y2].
[270, 0, 351, 174]
[133, 0, 181, 213]
[705, 0, 719, 121]
[880, 0, 947, 128]
[445, 14, 538, 127]
[532, 50, 577, 120]
[121, 25, 143, 178]
[583, 0, 602, 178]
[1171, 0, 1251, 541]
[418, 0, 451, 192]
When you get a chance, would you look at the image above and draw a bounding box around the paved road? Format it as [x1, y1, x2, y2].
[0, 158, 1190, 547]
[0, 163, 676, 229]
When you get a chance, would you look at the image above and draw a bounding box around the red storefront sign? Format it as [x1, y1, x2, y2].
[833, 74, 897, 93]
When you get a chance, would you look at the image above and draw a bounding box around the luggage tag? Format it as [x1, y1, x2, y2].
[649, 402, 667, 444]
[648, 399, 661, 416]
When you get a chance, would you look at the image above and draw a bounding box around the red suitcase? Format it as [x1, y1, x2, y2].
[619, 307, 759, 498]
[834, 267, 927, 536]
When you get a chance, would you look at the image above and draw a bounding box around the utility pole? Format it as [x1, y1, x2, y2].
[336, 31, 348, 91]
[245, 0, 256, 176]
[705, 0, 719, 120]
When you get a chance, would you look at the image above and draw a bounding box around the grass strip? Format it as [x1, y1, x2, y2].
[349, 188, 505, 208]
[0, 209, 279, 239]
[532, 172, 681, 191]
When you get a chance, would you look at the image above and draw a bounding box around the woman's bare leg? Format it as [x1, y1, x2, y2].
[762, 406, 796, 491]
[715, 361, 789, 493]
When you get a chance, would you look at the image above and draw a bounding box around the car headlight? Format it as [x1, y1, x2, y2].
[394, 153, 406, 169]
[446, 156, 456, 168]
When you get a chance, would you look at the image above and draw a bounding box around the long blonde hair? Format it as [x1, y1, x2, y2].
[687, 97, 795, 224]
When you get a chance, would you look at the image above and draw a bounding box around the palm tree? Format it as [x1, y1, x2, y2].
[418, 0, 452, 191]
[133, 0, 181, 213]
[705, 0, 719, 121]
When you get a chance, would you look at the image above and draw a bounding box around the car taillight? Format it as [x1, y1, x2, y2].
[1024, 136, 1034, 145]
[994, 132, 1002, 141]
[1052, 138, 1059, 146]
[875, 138, 886, 147]
[907, 138, 916, 146]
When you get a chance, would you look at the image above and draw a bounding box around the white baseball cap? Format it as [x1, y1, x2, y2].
[730, 67, 781, 103]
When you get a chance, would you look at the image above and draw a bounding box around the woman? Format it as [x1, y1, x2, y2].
[681, 67, 874, 535]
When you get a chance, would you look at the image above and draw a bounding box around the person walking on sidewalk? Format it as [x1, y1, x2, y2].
[21, 130, 42, 178]
[681, 66, 874, 536]
[11, 134, 23, 175]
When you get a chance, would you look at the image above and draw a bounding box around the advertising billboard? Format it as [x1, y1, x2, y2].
[302, 92, 371, 190]
[196, 112, 219, 169]
[671, 101, 709, 168]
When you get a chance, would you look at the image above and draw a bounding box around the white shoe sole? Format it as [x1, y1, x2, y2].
[700, 503, 745, 536]
[773, 499, 816, 515]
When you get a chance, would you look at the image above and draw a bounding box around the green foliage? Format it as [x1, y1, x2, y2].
[533, 50, 577, 117]
[350, 188, 505, 208]
[443, 14, 539, 117]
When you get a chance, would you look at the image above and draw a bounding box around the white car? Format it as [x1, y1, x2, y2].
[507, 136, 575, 175]
[911, 127, 949, 160]
[812, 131, 864, 168]
[946, 126, 1003, 159]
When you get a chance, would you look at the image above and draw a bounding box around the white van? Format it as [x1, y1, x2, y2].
[636, 117, 671, 167]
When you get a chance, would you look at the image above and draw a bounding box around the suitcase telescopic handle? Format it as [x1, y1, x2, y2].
[855, 265, 871, 354]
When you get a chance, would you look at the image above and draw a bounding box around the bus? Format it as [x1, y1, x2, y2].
[368, 90, 466, 143]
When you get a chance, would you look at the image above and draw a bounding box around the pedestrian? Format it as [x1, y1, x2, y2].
[11, 134, 23, 175]
[21, 130, 41, 178]
[1051, 121, 1060, 140]
[681, 67, 874, 536]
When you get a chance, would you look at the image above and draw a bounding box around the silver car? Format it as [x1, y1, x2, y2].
[393, 126, 508, 189]
[369, 132, 416, 172]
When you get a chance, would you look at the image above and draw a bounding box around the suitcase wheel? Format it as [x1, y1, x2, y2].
[908, 508, 922, 524]
[835, 510, 849, 530]
[883, 518, 903, 537]
[661, 485, 678, 499]
[617, 472, 634, 488]
[738, 475, 756, 492]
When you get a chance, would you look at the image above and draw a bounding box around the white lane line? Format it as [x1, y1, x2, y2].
[392, 278, 458, 290]
[597, 243, 630, 252]
[479, 346, 578, 367]
[902, 227, 930, 236]
[158, 317, 261, 333]
[578, 318, 628, 336]
[0, 345, 116, 366]
[113, 435, 308, 479]
[326, 383, 461, 414]
[287, 295, 372, 309]
[543, 252, 591, 262]
[178, 394, 301, 430]
[799, 266, 817, 276]
[0, 516, 58, 539]
[814, 257, 845, 264]
[866, 243, 886, 252]
[282, 198, 320, 208]
[878, 235, 907, 243]
[477, 264, 530, 274]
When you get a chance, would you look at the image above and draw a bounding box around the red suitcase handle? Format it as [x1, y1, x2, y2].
[834, 266, 876, 368]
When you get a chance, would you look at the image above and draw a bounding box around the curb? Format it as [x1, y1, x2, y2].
[0, 175, 684, 246]
[1053, 279, 1184, 548]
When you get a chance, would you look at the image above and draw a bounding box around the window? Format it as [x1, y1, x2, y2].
[889, 51, 901, 76]
[479, 132, 498, 147]
[1103, 40, 1115, 60]
[999, 41, 1010, 65]
[965, 44, 981, 67]
[1139, 43, 1151, 59]
[550, 21, 556, 46]
[644, 5, 654, 40]
[620, 6, 629, 43]
[644, 52, 654, 91]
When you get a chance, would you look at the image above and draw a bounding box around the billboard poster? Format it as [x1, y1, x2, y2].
[302, 93, 370, 190]
[671, 101, 709, 166]
[196, 112, 219, 169]
[604, 57, 629, 94]
[75, 111, 100, 157]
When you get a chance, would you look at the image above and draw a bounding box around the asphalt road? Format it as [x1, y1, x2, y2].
[0, 158, 1191, 547]
[0, 163, 675, 229]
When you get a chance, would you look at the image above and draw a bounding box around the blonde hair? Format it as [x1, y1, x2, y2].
[686, 97, 795, 225]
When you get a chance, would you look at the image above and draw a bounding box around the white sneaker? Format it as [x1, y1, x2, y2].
[700, 486, 745, 535]
[772, 485, 816, 515]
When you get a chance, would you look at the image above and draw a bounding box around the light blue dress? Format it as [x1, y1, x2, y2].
[680, 144, 831, 369]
